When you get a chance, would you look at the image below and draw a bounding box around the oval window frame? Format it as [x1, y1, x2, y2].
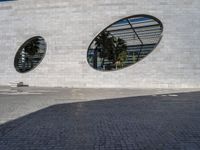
[87, 14, 164, 71]
[14, 36, 47, 73]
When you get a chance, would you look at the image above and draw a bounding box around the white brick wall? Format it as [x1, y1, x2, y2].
[0, 0, 200, 88]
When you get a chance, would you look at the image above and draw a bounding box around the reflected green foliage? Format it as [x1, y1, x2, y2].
[132, 53, 137, 64]
[94, 31, 127, 69]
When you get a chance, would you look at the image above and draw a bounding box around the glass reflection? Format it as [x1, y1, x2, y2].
[14, 36, 46, 73]
[87, 15, 163, 71]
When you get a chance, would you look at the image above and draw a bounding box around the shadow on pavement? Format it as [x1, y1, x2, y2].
[0, 91, 200, 150]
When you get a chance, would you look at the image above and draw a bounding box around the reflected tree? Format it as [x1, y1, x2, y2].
[25, 40, 38, 56]
[94, 31, 127, 70]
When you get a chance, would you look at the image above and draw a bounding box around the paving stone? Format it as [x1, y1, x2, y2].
[0, 91, 200, 149]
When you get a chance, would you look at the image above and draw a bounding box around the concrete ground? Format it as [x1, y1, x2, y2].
[0, 86, 200, 149]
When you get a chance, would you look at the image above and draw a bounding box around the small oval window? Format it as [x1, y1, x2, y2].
[87, 15, 163, 71]
[14, 36, 47, 73]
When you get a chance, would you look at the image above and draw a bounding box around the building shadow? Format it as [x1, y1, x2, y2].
[0, 91, 200, 150]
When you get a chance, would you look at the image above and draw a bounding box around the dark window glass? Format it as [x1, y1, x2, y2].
[0, 0, 15, 2]
[14, 36, 46, 73]
[87, 15, 163, 71]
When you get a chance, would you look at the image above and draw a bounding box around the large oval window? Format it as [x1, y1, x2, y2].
[14, 36, 47, 73]
[87, 15, 163, 71]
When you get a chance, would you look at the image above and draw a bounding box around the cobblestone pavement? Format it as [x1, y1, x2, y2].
[0, 90, 200, 150]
